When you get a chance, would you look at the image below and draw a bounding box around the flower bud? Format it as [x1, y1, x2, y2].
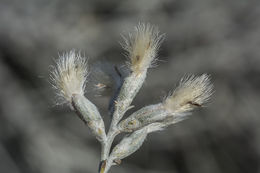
[110, 123, 162, 160]
[112, 23, 165, 121]
[72, 94, 106, 142]
[118, 103, 168, 132]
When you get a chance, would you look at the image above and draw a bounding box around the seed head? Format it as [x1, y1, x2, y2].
[163, 74, 213, 113]
[122, 23, 165, 73]
[50, 50, 88, 104]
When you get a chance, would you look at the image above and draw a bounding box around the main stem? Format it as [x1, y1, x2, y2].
[99, 113, 121, 173]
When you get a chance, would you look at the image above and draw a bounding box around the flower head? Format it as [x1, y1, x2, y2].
[163, 74, 213, 113]
[50, 50, 88, 104]
[122, 23, 165, 73]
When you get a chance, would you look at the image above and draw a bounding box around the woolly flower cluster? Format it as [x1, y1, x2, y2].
[50, 50, 88, 104]
[49, 23, 214, 173]
[122, 23, 165, 73]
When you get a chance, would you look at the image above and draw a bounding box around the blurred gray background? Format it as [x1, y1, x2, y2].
[0, 0, 260, 173]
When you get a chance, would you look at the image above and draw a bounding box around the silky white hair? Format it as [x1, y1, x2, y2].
[50, 50, 88, 104]
[121, 23, 165, 73]
[163, 74, 214, 113]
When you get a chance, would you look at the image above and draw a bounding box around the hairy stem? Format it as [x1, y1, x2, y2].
[100, 128, 120, 173]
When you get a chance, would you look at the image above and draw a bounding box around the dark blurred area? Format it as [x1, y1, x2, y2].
[0, 0, 260, 173]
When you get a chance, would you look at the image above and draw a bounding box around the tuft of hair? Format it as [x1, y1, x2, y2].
[50, 50, 88, 104]
[121, 23, 165, 73]
[163, 74, 213, 113]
